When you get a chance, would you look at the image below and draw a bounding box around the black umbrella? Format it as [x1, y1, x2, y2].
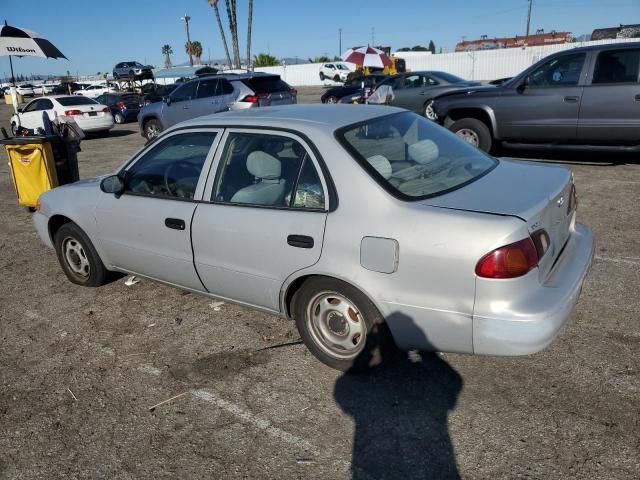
[1, 20, 67, 85]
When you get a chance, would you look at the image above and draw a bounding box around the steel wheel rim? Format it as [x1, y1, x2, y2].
[425, 101, 436, 120]
[306, 291, 366, 360]
[62, 237, 90, 278]
[114, 113, 124, 124]
[327, 96, 338, 104]
[456, 128, 480, 147]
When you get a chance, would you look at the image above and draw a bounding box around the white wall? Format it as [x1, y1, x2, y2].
[254, 38, 637, 86]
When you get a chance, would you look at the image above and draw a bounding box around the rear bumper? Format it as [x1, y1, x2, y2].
[76, 116, 114, 132]
[472, 223, 595, 355]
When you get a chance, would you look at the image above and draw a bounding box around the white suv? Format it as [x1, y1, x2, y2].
[319, 62, 351, 82]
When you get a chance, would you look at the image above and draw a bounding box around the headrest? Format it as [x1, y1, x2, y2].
[408, 139, 439, 165]
[367, 154, 392, 179]
[247, 151, 281, 180]
[291, 141, 306, 158]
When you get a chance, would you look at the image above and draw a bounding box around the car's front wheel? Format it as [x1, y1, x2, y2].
[143, 119, 161, 140]
[333, 75, 340, 82]
[325, 95, 338, 104]
[449, 118, 492, 152]
[54, 222, 108, 287]
[293, 277, 394, 371]
[424, 99, 436, 120]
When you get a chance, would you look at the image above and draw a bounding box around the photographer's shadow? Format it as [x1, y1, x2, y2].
[334, 313, 463, 480]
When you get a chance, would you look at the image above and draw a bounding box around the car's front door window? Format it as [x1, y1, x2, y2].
[170, 82, 197, 103]
[528, 53, 586, 88]
[213, 132, 325, 209]
[124, 131, 217, 199]
[22, 100, 39, 113]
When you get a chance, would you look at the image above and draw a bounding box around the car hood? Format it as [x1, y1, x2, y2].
[435, 85, 500, 100]
[422, 159, 570, 221]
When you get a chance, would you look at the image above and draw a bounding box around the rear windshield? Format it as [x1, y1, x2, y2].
[241, 76, 290, 93]
[337, 112, 497, 200]
[56, 97, 99, 106]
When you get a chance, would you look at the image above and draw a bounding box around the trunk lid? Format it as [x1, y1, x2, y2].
[241, 76, 296, 106]
[423, 160, 575, 279]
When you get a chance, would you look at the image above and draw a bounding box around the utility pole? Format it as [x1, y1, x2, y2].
[338, 28, 342, 56]
[525, 0, 533, 37]
[181, 15, 193, 67]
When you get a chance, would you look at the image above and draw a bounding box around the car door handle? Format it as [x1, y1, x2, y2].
[182, 105, 189, 109]
[165, 218, 185, 230]
[287, 234, 314, 249]
[634, 94, 640, 101]
[564, 96, 579, 103]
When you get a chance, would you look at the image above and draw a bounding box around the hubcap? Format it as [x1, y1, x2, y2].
[115, 114, 123, 124]
[146, 124, 159, 138]
[327, 96, 337, 104]
[307, 291, 366, 360]
[63, 237, 90, 278]
[425, 101, 437, 120]
[456, 128, 480, 147]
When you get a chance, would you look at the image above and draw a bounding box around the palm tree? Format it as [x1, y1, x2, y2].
[162, 44, 173, 69]
[191, 41, 203, 64]
[246, 0, 253, 70]
[207, 0, 233, 69]
[224, 0, 241, 69]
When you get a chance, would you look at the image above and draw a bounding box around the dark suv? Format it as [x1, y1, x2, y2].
[433, 42, 640, 152]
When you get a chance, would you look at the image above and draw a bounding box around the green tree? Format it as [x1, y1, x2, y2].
[253, 53, 279, 67]
[397, 47, 411, 52]
[207, 0, 233, 68]
[162, 44, 173, 69]
[410, 45, 429, 52]
[428, 40, 436, 54]
[309, 55, 332, 63]
[191, 41, 203, 64]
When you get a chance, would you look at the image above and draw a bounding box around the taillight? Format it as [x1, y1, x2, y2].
[102, 107, 110, 113]
[64, 109, 82, 115]
[241, 95, 259, 103]
[116, 100, 126, 110]
[567, 183, 577, 214]
[530, 229, 550, 259]
[476, 237, 539, 279]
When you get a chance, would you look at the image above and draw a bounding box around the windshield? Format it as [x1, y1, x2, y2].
[338, 112, 497, 199]
[433, 72, 466, 83]
[56, 96, 99, 106]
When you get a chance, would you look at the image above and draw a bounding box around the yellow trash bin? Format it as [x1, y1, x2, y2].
[3, 137, 59, 208]
[4, 92, 24, 105]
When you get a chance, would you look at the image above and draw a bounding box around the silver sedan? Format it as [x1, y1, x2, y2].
[33, 105, 594, 371]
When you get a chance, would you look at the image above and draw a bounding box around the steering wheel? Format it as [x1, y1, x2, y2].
[164, 161, 201, 197]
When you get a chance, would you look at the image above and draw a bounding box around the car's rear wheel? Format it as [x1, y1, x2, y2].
[293, 277, 394, 371]
[424, 99, 436, 120]
[319, 72, 325, 81]
[325, 95, 338, 104]
[144, 119, 161, 140]
[114, 112, 125, 124]
[54, 223, 108, 287]
[449, 118, 492, 152]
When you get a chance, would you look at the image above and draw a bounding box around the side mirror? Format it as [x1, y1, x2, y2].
[100, 174, 125, 195]
[517, 76, 529, 93]
[17, 107, 23, 113]
[163, 96, 171, 106]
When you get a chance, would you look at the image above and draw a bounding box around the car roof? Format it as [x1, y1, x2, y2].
[557, 40, 640, 53]
[176, 104, 404, 132]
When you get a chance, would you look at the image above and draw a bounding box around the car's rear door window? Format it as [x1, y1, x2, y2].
[337, 111, 497, 200]
[241, 76, 290, 94]
[196, 78, 218, 98]
[592, 49, 640, 84]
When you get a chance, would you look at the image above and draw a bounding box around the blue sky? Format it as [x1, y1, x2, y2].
[3, 0, 639, 77]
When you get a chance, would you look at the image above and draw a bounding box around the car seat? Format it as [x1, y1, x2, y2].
[230, 151, 286, 205]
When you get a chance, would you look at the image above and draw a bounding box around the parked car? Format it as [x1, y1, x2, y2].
[138, 73, 296, 140]
[16, 84, 35, 97]
[33, 105, 593, 371]
[74, 84, 117, 98]
[319, 62, 351, 82]
[95, 93, 142, 124]
[321, 73, 388, 104]
[433, 42, 640, 152]
[375, 71, 481, 119]
[10, 95, 114, 136]
[113, 61, 154, 80]
[33, 84, 59, 95]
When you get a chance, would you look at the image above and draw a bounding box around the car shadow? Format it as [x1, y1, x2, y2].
[497, 145, 636, 166]
[334, 312, 463, 480]
[105, 129, 136, 138]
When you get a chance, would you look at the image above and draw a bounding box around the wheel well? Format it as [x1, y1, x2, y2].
[48, 215, 73, 242]
[445, 108, 494, 136]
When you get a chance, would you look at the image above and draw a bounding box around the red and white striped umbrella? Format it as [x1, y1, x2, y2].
[341, 46, 391, 68]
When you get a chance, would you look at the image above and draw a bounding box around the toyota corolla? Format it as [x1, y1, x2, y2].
[32, 105, 594, 371]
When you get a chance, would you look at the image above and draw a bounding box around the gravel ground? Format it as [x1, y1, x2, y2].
[0, 88, 638, 480]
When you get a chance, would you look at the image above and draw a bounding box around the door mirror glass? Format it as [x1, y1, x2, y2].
[100, 174, 125, 194]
